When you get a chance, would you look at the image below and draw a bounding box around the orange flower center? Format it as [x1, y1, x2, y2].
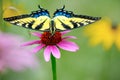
[41, 32, 62, 45]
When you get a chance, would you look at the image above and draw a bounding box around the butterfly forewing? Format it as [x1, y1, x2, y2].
[4, 7, 51, 32]
[69, 15, 101, 28]
[53, 8, 101, 31]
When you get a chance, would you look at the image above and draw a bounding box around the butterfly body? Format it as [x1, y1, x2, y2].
[4, 5, 101, 35]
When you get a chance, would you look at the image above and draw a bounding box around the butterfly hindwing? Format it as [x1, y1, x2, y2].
[53, 6, 101, 31]
[53, 16, 74, 30]
[4, 6, 51, 31]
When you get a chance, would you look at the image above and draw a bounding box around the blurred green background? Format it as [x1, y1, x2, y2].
[1, 0, 120, 80]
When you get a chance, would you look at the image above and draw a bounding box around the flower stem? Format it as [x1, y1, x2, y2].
[51, 54, 57, 80]
[0, 73, 3, 80]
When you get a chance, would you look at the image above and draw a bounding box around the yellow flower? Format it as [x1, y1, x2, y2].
[3, 6, 19, 18]
[84, 18, 120, 50]
[3, 0, 26, 18]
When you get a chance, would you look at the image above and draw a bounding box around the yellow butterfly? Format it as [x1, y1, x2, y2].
[4, 5, 101, 35]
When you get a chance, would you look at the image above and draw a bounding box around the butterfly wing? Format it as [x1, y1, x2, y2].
[53, 8, 101, 31]
[4, 7, 51, 31]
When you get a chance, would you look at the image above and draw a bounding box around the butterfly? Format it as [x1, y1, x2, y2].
[4, 5, 101, 35]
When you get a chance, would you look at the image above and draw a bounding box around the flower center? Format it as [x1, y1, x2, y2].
[112, 25, 117, 30]
[41, 32, 62, 45]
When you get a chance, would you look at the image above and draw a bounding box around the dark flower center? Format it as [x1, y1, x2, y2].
[112, 25, 117, 30]
[41, 32, 62, 45]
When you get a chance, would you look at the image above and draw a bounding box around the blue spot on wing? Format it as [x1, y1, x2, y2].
[31, 10, 50, 18]
[34, 14, 39, 18]
[54, 10, 73, 18]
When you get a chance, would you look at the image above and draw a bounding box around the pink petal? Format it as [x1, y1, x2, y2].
[57, 40, 79, 52]
[44, 46, 51, 62]
[50, 46, 61, 59]
[63, 36, 77, 39]
[31, 32, 42, 37]
[61, 30, 71, 35]
[32, 44, 45, 53]
[21, 40, 41, 46]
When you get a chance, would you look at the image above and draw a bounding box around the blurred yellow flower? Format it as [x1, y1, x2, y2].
[3, 6, 19, 18]
[3, 0, 26, 18]
[84, 18, 120, 50]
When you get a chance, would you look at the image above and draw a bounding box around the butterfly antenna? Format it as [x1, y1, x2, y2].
[61, 5, 65, 10]
[38, 5, 43, 10]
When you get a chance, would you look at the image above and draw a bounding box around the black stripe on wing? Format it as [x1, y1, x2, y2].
[34, 19, 47, 30]
[73, 15, 101, 20]
[57, 19, 71, 29]
[4, 14, 30, 21]
[70, 21, 84, 28]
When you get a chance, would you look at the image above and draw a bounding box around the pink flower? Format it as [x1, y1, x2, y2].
[0, 32, 39, 72]
[23, 31, 79, 62]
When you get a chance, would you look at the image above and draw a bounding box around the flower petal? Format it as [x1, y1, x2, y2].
[32, 44, 45, 53]
[21, 40, 41, 46]
[63, 36, 77, 39]
[57, 40, 79, 52]
[31, 32, 42, 37]
[61, 30, 71, 35]
[50, 46, 61, 59]
[44, 46, 51, 62]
